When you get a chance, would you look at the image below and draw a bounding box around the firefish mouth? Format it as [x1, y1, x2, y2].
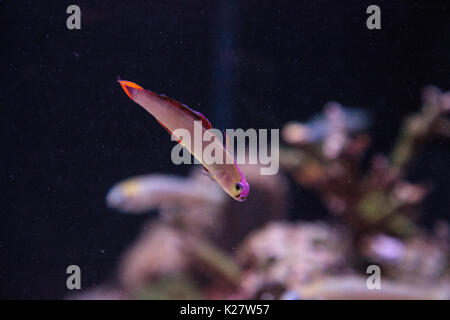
[235, 195, 247, 201]
[239, 182, 250, 200]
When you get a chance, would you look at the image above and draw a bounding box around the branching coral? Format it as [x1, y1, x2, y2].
[281, 87, 450, 240]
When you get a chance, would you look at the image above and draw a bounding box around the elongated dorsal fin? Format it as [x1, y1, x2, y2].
[158, 94, 213, 130]
[118, 80, 213, 131]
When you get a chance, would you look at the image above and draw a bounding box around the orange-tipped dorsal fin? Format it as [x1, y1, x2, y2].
[118, 80, 144, 100]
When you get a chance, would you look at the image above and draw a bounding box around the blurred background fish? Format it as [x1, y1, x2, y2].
[106, 174, 224, 214]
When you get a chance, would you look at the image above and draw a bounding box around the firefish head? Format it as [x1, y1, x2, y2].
[232, 178, 250, 202]
[223, 163, 250, 202]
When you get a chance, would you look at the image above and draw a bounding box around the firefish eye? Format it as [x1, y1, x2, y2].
[234, 183, 242, 192]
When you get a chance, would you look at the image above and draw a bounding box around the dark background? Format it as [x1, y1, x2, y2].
[1, 0, 449, 299]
